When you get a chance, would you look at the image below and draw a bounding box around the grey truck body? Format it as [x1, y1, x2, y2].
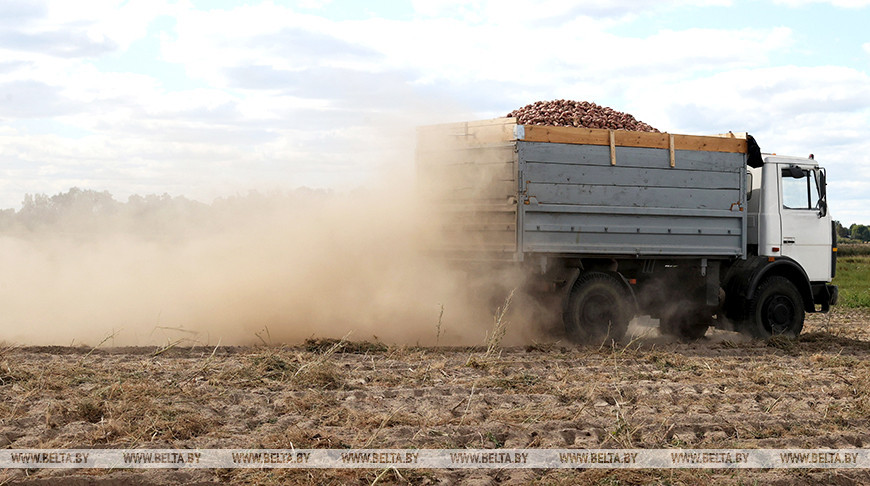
[418, 118, 747, 262]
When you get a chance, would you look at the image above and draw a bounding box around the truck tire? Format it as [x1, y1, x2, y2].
[659, 305, 710, 341]
[564, 271, 630, 344]
[746, 276, 805, 338]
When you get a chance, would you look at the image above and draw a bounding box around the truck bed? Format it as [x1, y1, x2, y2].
[417, 118, 748, 261]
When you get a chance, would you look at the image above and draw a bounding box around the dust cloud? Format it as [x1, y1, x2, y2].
[0, 178, 554, 347]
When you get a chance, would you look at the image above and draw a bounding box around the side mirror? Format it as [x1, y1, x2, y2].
[818, 168, 828, 218]
[819, 168, 827, 199]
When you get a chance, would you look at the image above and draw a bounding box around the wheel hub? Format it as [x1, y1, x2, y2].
[579, 293, 614, 324]
[766, 296, 794, 334]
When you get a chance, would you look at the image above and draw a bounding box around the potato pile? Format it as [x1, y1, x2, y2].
[507, 99, 660, 132]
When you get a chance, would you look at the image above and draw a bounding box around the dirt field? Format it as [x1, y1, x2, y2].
[2, 308, 870, 485]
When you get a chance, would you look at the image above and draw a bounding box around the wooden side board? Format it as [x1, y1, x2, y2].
[417, 118, 518, 150]
[521, 124, 747, 154]
[417, 117, 748, 154]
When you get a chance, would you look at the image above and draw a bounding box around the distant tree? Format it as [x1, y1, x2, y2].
[834, 220, 850, 239]
[851, 224, 870, 242]
[18, 187, 119, 230]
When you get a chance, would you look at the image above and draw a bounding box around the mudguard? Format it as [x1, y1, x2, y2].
[722, 256, 815, 315]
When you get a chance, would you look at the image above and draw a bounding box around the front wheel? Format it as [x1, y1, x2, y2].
[745, 276, 805, 338]
[564, 271, 631, 344]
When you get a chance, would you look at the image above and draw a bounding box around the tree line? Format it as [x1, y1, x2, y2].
[0, 186, 333, 236]
[835, 221, 870, 243]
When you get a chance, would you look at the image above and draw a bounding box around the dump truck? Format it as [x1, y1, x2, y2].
[417, 118, 838, 341]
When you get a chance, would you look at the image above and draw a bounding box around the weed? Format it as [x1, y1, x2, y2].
[0, 360, 31, 386]
[485, 431, 505, 448]
[608, 398, 643, 448]
[250, 353, 292, 380]
[78, 329, 121, 363]
[435, 303, 444, 346]
[255, 326, 272, 346]
[464, 355, 486, 368]
[485, 289, 515, 359]
[304, 338, 387, 354]
[766, 335, 798, 354]
[457, 383, 477, 427]
[289, 336, 352, 390]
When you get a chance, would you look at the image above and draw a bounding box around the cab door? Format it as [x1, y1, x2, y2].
[779, 165, 831, 282]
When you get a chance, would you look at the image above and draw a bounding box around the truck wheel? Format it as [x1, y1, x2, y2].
[746, 276, 805, 338]
[659, 305, 710, 341]
[564, 272, 630, 344]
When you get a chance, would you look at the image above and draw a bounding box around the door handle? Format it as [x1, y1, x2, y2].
[783, 237, 796, 244]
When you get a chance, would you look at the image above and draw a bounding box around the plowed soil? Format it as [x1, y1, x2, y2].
[2, 309, 870, 485]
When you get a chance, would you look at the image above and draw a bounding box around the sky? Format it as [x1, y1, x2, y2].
[1, 0, 869, 223]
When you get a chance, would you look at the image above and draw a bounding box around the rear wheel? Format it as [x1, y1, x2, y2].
[745, 276, 805, 338]
[564, 271, 631, 344]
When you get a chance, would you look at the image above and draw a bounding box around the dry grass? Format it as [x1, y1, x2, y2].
[484, 289, 514, 359]
[2, 309, 870, 484]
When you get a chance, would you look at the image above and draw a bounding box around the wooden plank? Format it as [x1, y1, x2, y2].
[417, 145, 516, 169]
[609, 130, 616, 166]
[616, 130, 670, 149]
[673, 134, 748, 153]
[521, 124, 747, 153]
[522, 125, 610, 145]
[417, 118, 518, 149]
[433, 180, 517, 199]
[421, 119, 748, 154]
[418, 162, 516, 184]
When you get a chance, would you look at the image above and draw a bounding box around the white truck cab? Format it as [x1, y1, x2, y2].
[749, 155, 833, 282]
[736, 153, 837, 336]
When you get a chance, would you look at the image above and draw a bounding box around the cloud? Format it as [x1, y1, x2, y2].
[0, 0, 47, 28]
[295, 0, 334, 8]
[224, 65, 420, 109]
[0, 29, 117, 58]
[0, 61, 30, 75]
[773, 0, 870, 6]
[246, 27, 382, 65]
[0, 0, 175, 60]
[158, 2, 786, 97]
[0, 80, 80, 117]
[410, 0, 733, 23]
